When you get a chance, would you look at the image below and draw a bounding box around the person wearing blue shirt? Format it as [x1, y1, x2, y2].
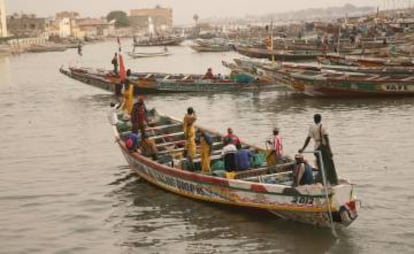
[235, 143, 252, 171]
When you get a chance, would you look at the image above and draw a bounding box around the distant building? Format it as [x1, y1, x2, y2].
[0, 0, 8, 37]
[7, 13, 47, 38]
[56, 11, 79, 20]
[48, 12, 79, 39]
[75, 18, 115, 39]
[129, 6, 172, 32]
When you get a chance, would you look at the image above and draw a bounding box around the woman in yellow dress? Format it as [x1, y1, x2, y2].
[121, 83, 134, 114]
[183, 107, 197, 161]
[199, 130, 213, 173]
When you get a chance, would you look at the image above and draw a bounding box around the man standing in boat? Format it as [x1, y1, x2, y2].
[223, 127, 240, 145]
[298, 114, 338, 185]
[267, 127, 283, 165]
[183, 107, 197, 162]
[111, 53, 118, 74]
[131, 96, 148, 135]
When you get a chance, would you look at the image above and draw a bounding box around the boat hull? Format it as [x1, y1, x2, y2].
[111, 109, 358, 227]
[290, 74, 414, 97]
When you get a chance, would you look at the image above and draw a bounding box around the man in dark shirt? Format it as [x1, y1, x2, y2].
[235, 144, 252, 171]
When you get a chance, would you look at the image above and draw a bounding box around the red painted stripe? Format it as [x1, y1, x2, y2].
[250, 184, 268, 193]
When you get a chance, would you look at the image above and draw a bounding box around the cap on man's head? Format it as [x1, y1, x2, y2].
[273, 127, 279, 133]
[295, 154, 304, 160]
[227, 127, 233, 133]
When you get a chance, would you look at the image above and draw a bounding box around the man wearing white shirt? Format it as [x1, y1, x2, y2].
[299, 114, 338, 185]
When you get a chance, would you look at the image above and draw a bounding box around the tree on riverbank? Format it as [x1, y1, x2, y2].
[107, 11, 130, 27]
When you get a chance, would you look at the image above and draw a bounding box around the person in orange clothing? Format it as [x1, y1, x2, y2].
[183, 107, 197, 162]
[120, 70, 134, 114]
[199, 130, 213, 173]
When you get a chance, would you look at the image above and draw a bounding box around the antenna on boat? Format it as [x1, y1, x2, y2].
[301, 150, 338, 238]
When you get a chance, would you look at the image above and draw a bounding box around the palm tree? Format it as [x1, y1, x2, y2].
[193, 14, 199, 26]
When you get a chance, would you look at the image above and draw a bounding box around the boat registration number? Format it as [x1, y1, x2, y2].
[291, 196, 314, 205]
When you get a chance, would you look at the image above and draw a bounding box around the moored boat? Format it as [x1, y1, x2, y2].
[288, 70, 414, 96]
[59, 66, 278, 94]
[318, 53, 414, 67]
[110, 108, 359, 227]
[234, 46, 322, 61]
[190, 44, 232, 52]
[133, 36, 185, 47]
[27, 44, 68, 53]
[128, 51, 172, 58]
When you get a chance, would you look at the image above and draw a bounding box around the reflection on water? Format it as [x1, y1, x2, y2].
[108, 170, 342, 254]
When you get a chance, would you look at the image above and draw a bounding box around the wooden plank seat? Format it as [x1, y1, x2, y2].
[234, 161, 295, 179]
[146, 123, 181, 132]
[149, 131, 184, 140]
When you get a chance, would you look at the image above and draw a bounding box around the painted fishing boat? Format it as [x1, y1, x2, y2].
[128, 51, 172, 58]
[110, 108, 359, 227]
[59, 66, 174, 95]
[318, 54, 414, 67]
[234, 46, 322, 61]
[155, 74, 276, 92]
[59, 66, 277, 94]
[190, 44, 232, 52]
[27, 44, 68, 53]
[288, 70, 414, 96]
[60, 66, 124, 95]
[133, 36, 185, 47]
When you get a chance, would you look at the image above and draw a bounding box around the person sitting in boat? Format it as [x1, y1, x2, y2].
[222, 137, 237, 172]
[266, 127, 283, 165]
[140, 133, 158, 160]
[183, 107, 197, 162]
[124, 132, 141, 152]
[235, 143, 252, 171]
[292, 154, 314, 186]
[223, 127, 240, 146]
[131, 96, 149, 135]
[204, 68, 215, 79]
[198, 130, 213, 173]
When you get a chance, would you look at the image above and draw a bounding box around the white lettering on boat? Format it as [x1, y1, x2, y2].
[291, 195, 314, 205]
[382, 84, 408, 91]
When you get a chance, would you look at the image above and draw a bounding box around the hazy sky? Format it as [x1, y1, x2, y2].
[5, 0, 388, 24]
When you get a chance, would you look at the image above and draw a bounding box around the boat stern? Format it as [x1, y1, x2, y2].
[331, 181, 359, 226]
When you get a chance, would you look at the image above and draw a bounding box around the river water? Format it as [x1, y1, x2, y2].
[0, 40, 413, 254]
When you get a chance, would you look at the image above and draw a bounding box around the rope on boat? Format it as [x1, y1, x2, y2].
[302, 150, 338, 238]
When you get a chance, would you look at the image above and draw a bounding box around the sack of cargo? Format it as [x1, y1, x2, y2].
[250, 152, 266, 168]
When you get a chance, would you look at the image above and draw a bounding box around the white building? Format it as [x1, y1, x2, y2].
[0, 0, 8, 37]
[59, 17, 72, 38]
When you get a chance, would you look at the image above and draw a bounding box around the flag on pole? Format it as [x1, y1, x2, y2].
[117, 37, 122, 52]
[119, 53, 126, 82]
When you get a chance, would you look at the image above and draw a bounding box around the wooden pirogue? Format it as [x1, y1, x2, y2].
[59, 66, 278, 94]
[111, 108, 359, 227]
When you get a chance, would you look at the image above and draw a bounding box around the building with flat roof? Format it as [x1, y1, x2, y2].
[7, 14, 47, 38]
[0, 0, 7, 37]
[129, 6, 172, 32]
